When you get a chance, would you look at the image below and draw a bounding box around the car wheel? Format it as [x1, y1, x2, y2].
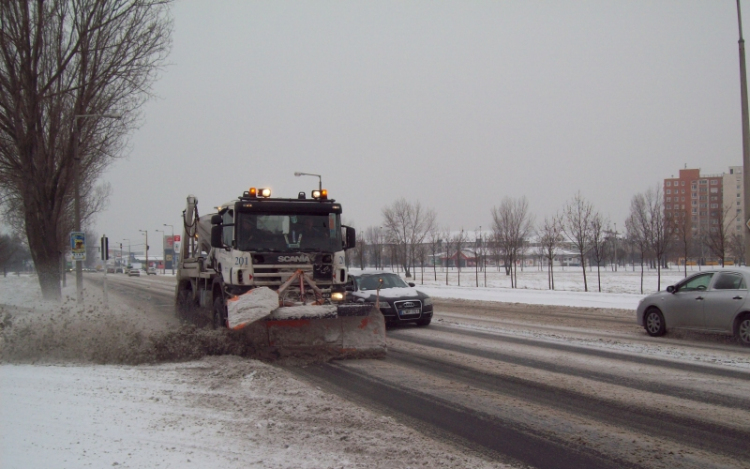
[644, 308, 666, 337]
[213, 295, 226, 329]
[737, 314, 750, 347]
[416, 316, 431, 327]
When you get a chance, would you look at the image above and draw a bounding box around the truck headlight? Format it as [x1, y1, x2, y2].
[331, 292, 344, 301]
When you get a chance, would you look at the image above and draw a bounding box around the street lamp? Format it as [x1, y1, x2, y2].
[122, 239, 130, 268]
[164, 224, 175, 275]
[139, 230, 148, 272]
[155, 229, 165, 274]
[72, 113, 122, 303]
[294, 172, 322, 192]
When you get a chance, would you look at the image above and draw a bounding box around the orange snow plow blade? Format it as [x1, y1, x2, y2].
[237, 304, 386, 359]
[233, 270, 386, 358]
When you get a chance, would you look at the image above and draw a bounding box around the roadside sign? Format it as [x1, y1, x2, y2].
[70, 232, 86, 261]
[746, 218, 750, 231]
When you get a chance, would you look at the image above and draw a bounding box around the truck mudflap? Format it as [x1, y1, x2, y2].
[241, 304, 386, 359]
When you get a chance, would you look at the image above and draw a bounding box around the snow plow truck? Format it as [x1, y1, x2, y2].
[175, 186, 386, 358]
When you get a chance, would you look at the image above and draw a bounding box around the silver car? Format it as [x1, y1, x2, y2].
[636, 268, 750, 346]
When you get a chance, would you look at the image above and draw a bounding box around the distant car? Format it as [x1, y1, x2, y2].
[128, 268, 141, 277]
[636, 268, 750, 346]
[147, 267, 157, 275]
[106, 267, 115, 274]
[115, 267, 124, 274]
[347, 272, 433, 326]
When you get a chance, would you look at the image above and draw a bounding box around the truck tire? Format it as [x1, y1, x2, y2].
[213, 295, 227, 329]
[176, 286, 195, 320]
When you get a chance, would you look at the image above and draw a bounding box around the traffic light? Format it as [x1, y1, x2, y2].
[100, 235, 109, 260]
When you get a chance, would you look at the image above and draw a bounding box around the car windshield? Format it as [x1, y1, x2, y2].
[236, 212, 342, 253]
[357, 274, 409, 290]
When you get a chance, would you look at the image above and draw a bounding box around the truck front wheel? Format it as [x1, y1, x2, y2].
[213, 296, 227, 329]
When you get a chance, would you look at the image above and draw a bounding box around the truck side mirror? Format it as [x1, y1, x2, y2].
[210, 225, 223, 248]
[342, 225, 356, 250]
[211, 214, 222, 225]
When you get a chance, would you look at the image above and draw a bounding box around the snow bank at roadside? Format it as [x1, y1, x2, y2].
[419, 284, 643, 310]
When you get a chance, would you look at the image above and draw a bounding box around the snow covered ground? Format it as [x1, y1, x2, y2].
[0, 268, 727, 468]
[352, 265, 692, 309]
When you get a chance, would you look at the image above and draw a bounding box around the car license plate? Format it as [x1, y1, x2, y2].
[399, 308, 420, 317]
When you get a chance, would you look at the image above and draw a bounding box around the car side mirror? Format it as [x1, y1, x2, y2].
[408, 282, 415, 287]
[666, 285, 675, 293]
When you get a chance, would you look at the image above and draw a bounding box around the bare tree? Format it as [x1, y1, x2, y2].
[0, 0, 172, 300]
[453, 229, 467, 286]
[626, 194, 650, 294]
[353, 231, 367, 269]
[562, 192, 594, 292]
[382, 198, 437, 278]
[538, 215, 563, 290]
[0, 232, 30, 276]
[729, 232, 746, 266]
[669, 209, 693, 276]
[491, 196, 533, 289]
[428, 228, 441, 281]
[705, 201, 740, 267]
[646, 187, 671, 290]
[442, 227, 454, 285]
[588, 212, 609, 293]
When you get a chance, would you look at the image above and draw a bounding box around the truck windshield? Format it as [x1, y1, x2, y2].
[236, 213, 342, 253]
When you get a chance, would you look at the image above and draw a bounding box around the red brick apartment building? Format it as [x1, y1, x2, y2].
[663, 168, 730, 239]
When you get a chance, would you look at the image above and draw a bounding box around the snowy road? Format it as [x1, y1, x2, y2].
[3, 274, 750, 468]
[292, 300, 750, 469]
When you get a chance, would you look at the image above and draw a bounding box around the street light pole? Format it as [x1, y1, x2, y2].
[738, 0, 750, 267]
[164, 224, 174, 275]
[139, 230, 148, 271]
[155, 229, 165, 274]
[294, 172, 322, 191]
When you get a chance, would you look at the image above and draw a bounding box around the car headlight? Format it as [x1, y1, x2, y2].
[423, 297, 432, 306]
[331, 292, 344, 301]
[378, 301, 391, 309]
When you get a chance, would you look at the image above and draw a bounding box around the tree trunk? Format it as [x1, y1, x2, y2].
[26, 214, 63, 301]
[580, 251, 588, 292]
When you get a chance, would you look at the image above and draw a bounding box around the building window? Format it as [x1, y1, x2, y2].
[692, 208, 698, 213]
[700, 180, 707, 184]
[682, 204, 686, 209]
[666, 197, 671, 202]
[710, 204, 718, 209]
[666, 189, 671, 194]
[682, 197, 685, 202]
[711, 180, 718, 185]
[666, 181, 671, 187]
[710, 188, 718, 193]
[682, 181, 686, 186]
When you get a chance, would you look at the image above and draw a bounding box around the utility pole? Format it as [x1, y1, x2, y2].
[139, 230, 148, 271]
[738, 0, 750, 266]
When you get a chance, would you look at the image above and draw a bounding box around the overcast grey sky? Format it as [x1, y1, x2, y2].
[98, 0, 746, 251]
